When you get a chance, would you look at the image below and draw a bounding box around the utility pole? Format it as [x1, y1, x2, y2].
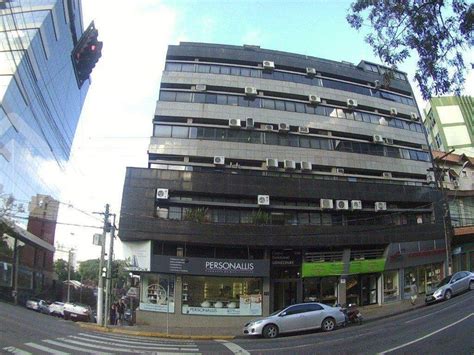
[67, 249, 72, 302]
[104, 213, 116, 327]
[94, 204, 110, 326]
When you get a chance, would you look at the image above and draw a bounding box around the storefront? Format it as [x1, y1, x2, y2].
[134, 254, 270, 328]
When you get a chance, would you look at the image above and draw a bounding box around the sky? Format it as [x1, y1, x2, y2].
[54, 0, 474, 263]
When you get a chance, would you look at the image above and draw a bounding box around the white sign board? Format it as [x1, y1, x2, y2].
[122, 241, 151, 271]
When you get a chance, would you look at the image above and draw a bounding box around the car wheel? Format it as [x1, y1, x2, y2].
[444, 289, 452, 300]
[469, 281, 474, 291]
[321, 317, 336, 332]
[262, 324, 279, 339]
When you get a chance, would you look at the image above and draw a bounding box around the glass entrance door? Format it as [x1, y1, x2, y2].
[361, 274, 378, 305]
[273, 281, 297, 312]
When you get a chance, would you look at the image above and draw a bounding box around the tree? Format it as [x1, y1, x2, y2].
[54, 258, 79, 282]
[78, 258, 130, 287]
[347, 0, 473, 100]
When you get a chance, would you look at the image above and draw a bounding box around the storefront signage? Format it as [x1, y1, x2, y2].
[139, 302, 175, 313]
[271, 250, 302, 266]
[151, 255, 270, 277]
[349, 258, 386, 274]
[302, 261, 344, 277]
[123, 241, 151, 271]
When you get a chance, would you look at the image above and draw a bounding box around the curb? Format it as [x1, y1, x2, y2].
[77, 323, 236, 340]
[363, 303, 426, 324]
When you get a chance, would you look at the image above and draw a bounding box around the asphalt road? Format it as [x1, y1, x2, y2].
[1, 290, 473, 354]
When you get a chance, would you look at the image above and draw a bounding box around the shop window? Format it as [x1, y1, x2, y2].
[140, 274, 175, 313]
[182, 276, 262, 316]
[0, 262, 12, 287]
[383, 271, 399, 302]
[18, 268, 33, 289]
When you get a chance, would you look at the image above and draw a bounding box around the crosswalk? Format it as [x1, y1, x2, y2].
[3, 332, 201, 354]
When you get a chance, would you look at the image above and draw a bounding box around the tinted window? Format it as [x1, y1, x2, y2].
[176, 92, 191, 102]
[307, 303, 324, 311]
[154, 125, 172, 137]
[160, 91, 176, 101]
[220, 66, 230, 75]
[284, 304, 309, 315]
[194, 93, 206, 103]
[171, 126, 188, 138]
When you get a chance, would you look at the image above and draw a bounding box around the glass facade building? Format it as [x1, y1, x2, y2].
[1, 0, 91, 301]
[120, 43, 446, 330]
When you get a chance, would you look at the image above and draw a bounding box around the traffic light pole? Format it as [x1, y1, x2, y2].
[104, 213, 116, 327]
[95, 204, 109, 326]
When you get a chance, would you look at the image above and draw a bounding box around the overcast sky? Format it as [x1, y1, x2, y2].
[54, 0, 474, 263]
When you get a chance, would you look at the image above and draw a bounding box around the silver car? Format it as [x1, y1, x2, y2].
[425, 271, 474, 303]
[243, 302, 346, 338]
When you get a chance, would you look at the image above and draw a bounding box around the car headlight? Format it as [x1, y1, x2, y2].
[433, 289, 442, 296]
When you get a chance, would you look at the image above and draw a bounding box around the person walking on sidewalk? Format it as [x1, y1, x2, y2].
[410, 283, 418, 305]
[110, 302, 117, 326]
[117, 299, 126, 325]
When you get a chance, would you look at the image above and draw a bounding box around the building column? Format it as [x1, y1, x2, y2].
[338, 248, 351, 306]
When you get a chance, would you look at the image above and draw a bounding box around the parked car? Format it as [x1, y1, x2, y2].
[243, 302, 346, 338]
[25, 298, 47, 312]
[49, 301, 65, 317]
[425, 271, 474, 303]
[63, 302, 92, 322]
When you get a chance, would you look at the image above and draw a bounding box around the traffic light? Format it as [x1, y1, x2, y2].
[72, 21, 103, 88]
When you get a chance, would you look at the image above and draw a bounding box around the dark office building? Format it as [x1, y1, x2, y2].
[119, 42, 446, 329]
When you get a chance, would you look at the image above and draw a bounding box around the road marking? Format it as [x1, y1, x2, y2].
[24, 342, 70, 354]
[42, 339, 112, 354]
[68, 335, 199, 351]
[379, 312, 474, 354]
[77, 332, 198, 347]
[2, 347, 32, 355]
[405, 294, 473, 324]
[215, 339, 250, 355]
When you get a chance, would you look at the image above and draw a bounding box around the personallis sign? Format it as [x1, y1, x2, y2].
[151, 255, 270, 277]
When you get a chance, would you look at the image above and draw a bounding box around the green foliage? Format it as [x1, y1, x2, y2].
[184, 207, 209, 223]
[54, 258, 79, 282]
[78, 258, 130, 287]
[252, 209, 271, 225]
[347, 0, 473, 100]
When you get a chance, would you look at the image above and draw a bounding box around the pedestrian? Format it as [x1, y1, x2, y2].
[410, 283, 418, 306]
[110, 303, 116, 326]
[118, 299, 125, 325]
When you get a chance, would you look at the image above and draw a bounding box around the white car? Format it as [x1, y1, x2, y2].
[25, 298, 46, 311]
[49, 301, 65, 317]
[63, 302, 92, 322]
[243, 302, 346, 338]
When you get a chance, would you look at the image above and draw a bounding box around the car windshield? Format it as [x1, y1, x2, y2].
[437, 276, 452, 287]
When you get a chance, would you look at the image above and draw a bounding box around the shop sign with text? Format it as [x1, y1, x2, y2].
[151, 255, 269, 277]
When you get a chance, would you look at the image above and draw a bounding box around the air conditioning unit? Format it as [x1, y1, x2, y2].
[410, 112, 419, 121]
[213, 156, 225, 165]
[309, 95, 321, 105]
[335, 200, 349, 210]
[384, 138, 394, 145]
[375, 202, 387, 211]
[262, 60, 275, 71]
[320, 199, 334, 209]
[229, 118, 241, 128]
[246, 117, 254, 129]
[421, 144, 429, 151]
[245, 86, 258, 96]
[284, 160, 296, 170]
[426, 173, 435, 183]
[301, 161, 312, 171]
[382, 172, 392, 178]
[453, 180, 460, 189]
[373, 134, 384, 143]
[266, 158, 278, 169]
[335, 168, 344, 174]
[306, 67, 317, 76]
[347, 98, 358, 109]
[390, 108, 398, 116]
[279, 123, 290, 132]
[195, 84, 206, 91]
[298, 126, 310, 134]
[263, 124, 274, 131]
[374, 80, 381, 89]
[156, 188, 169, 199]
[257, 195, 270, 205]
[351, 200, 362, 210]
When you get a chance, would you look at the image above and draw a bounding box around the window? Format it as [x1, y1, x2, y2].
[154, 125, 172, 137]
[171, 126, 188, 138]
[181, 63, 195, 72]
[284, 304, 309, 315]
[166, 62, 181, 71]
[160, 91, 176, 101]
[182, 276, 262, 316]
[140, 274, 175, 313]
[176, 92, 191, 102]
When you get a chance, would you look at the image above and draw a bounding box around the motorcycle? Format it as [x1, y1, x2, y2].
[341, 303, 363, 325]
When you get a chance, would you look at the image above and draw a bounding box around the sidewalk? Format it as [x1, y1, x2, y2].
[79, 298, 426, 340]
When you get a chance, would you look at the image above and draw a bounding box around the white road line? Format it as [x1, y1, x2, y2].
[215, 339, 250, 355]
[405, 294, 473, 324]
[42, 339, 112, 354]
[68, 335, 200, 351]
[77, 332, 197, 347]
[82, 331, 195, 344]
[24, 342, 70, 354]
[379, 312, 474, 354]
[2, 347, 32, 355]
